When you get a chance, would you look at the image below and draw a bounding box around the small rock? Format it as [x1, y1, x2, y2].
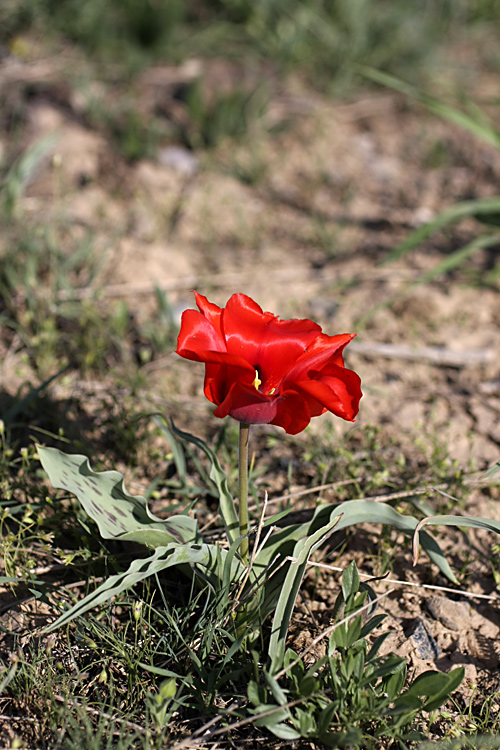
[436, 631, 457, 652]
[407, 619, 441, 661]
[479, 620, 500, 640]
[380, 629, 413, 661]
[426, 596, 469, 632]
[465, 631, 500, 669]
[448, 660, 478, 699]
[158, 146, 199, 176]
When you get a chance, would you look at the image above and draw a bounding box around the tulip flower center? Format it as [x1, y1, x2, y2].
[253, 369, 277, 396]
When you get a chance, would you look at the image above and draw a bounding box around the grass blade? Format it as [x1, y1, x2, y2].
[410, 232, 500, 287]
[359, 67, 500, 150]
[382, 196, 500, 266]
[268, 514, 340, 674]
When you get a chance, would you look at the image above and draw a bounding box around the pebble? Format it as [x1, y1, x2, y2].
[158, 146, 199, 176]
[425, 596, 469, 632]
[407, 619, 441, 661]
[465, 631, 500, 669]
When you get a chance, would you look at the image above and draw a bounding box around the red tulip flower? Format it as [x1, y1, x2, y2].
[176, 292, 362, 435]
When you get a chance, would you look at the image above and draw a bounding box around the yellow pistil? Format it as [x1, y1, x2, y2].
[253, 369, 262, 391]
[268, 387, 276, 395]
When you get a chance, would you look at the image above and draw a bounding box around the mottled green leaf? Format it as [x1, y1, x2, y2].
[38, 445, 198, 547]
[44, 541, 245, 632]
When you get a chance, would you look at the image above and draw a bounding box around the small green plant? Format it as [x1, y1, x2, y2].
[36, 0, 186, 65]
[10, 0, 497, 92]
[146, 677, 178, 731]
[0, 134, 58, 218]
[246, 562, 463, 746]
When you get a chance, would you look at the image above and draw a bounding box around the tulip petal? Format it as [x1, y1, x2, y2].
[288, 333, 356, 381]
[193, 291, 223, 337]
[213, 382, 279, 424]
[176, 309, 226, 361]
[222, 294, 322, 391]
[213, 381, 312, 435]
[176, 290, 362, 433]
[270, 390, 312, 434]
[296, 366, 362, 421]
[204, 362, 255, 407]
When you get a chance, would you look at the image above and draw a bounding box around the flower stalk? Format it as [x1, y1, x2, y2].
[238, 421, 250, 566]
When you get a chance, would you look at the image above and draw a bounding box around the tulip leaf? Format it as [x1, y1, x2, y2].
[44, 541, 246, 632]
[268, 514, 340, 674]
[37, 445, 199, 547]
[484, 460, 500, 480]
[167, 421, 240, 546]
[322, 501, 457, 584]
[416, 513, 500, 534]
[255, 500, 456, 588]
[413, 514, 500, 566]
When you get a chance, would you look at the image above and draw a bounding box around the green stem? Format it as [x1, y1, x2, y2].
[238, 422, 250, 566]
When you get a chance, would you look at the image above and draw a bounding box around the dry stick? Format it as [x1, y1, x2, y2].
[251, 472, 495, 516]
[232, 493, 272, 607]
[0, 714, 41, 724]
[249, 491, 270, 567]
[246, 478, 361, 512]
[170, 695, 319, 749]
[256, 483, 450, 517]
[0, 577, 106, 616]
[349, 340, 494, 367]
[235, 552, 290, 621]
[173, 706, 233, 745]
[55, 268, 308, 301]
[233, 553, 288, 612]
[51, 264, 438, 305]
[306, 560, 500, 602]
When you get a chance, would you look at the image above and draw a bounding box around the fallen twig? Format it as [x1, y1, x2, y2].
[350, 340, 494, 367]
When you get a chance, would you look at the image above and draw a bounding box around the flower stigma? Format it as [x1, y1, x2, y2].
[253, 369, 262, 391]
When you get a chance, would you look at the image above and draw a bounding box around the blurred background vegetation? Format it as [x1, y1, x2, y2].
[1, 0, 500, 382]
[3, 0, 500, 88]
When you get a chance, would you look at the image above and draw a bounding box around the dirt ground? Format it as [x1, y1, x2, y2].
[2, 50, 500, 731]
